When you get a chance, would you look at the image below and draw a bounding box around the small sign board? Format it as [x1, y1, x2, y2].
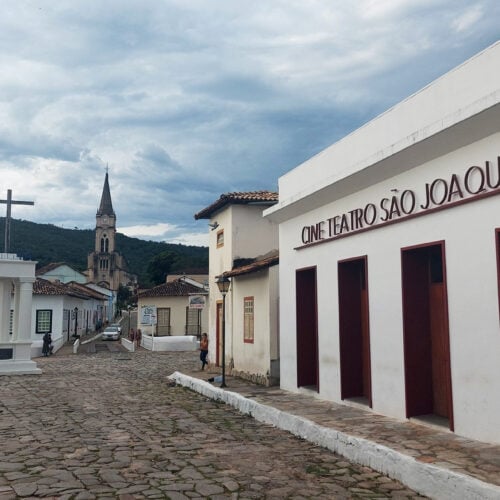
[140, 305, 157, 325]
[188, 294, 206, 309]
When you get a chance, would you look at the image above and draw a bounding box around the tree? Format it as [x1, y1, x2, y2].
[147, 251, 177, 285]
[116, 284, 132, 312]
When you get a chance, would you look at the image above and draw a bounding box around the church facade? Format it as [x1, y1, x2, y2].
[86, 173, 136, 292]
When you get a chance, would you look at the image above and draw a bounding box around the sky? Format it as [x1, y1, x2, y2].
[0, 1, 498, 247]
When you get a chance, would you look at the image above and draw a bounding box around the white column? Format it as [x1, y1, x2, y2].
[16, 278, 34, 342]
[0, 279, 12, 342]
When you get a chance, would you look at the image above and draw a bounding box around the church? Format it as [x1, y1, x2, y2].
[86, 172, 136, 292]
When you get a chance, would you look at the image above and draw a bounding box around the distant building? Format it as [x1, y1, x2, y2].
[31, 278, 108, 355]
[36, 262, 87, 284]
[86, 172, 136, 293]
[137, 277, 208, 338]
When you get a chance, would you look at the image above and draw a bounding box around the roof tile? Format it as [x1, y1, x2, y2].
[194, 191, 278, 219]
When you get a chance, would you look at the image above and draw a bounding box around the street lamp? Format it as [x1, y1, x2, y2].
[74, 307, 78, 338]
[216, 275, 231, 388]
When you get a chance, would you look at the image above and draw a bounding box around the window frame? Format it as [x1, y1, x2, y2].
[216, 229, 224, 248]
[243, 296, 254, 343]
[36, 309, 53, 334]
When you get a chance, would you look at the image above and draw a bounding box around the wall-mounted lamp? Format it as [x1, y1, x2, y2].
[209, 221, 219, 231]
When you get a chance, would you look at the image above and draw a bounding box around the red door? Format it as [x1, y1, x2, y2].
[401, 242, 453, 429]
[338, 257, 372, 406]
[296, 267, 319, 390]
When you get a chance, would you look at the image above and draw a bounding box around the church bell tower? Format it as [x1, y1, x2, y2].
[87, 171, 122, 290]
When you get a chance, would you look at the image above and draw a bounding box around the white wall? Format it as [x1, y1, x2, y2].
[207, 203, 278, 370]
[278, 135, 500, 443]
[137, 296, 208, 337]
[231, 270, 272, 377]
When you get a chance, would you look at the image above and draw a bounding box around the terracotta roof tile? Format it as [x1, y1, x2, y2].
[194, 191, 278, 219]
[33, 278, 82, 297]
[67, 282, 108, 300]
[222, 252, 279, 278]
[138, 279, 206, 298]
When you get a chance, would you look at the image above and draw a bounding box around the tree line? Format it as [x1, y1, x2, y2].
[0, 218, 208, 288]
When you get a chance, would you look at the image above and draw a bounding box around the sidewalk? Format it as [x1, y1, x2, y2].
[170, 370, 500, 500]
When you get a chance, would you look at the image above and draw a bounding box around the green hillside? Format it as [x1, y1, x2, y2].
[0, 218, 208, 287]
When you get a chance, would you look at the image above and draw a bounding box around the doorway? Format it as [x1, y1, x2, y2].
[296, 267, 319, 390]
[401, 242, 454, 429]
[338, 256, 372, 406]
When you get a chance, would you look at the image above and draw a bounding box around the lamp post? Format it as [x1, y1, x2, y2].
[216, 275, 231, 388]
[74, 307, 78, 338]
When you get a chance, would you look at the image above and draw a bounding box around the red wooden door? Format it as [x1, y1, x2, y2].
[296, 267, 319, 389]
[402, 243, 453, 428]
[338, 258, 372, 405]
[429, 283, 450, 418]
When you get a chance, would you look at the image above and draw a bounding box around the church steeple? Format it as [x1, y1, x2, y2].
[87, 170, 136, 293]
[97, 172, 115, 216]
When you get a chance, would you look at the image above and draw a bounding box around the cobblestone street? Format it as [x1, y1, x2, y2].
[0, 347, 425, 499]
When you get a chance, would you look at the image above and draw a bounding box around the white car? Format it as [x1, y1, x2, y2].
[111, 323, 122, 334]
[102, 326, 120, 341]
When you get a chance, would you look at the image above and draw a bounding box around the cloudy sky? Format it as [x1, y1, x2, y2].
[0, 1, 498, 246]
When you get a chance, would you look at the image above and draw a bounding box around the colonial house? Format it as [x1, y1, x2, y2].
[31, 278, 108, 356]
[264, 42, 500, 444]
[36, 262, 87, 284]
[137, 277, 208, 338]
[194, 191, 279, 385]
[220, 251, 279, 385]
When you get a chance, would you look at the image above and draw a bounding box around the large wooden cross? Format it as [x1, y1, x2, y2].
[0, 189, 34, 253]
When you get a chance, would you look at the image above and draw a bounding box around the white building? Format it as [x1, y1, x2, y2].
[137, 277, 208, 338]
[265, 41, 500, 444]
[36, 262, 88, 284]
[195, 192, 279, 384]
[31, 278, 108, 356]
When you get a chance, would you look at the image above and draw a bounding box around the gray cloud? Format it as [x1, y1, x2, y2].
[0, 0, 498, 245]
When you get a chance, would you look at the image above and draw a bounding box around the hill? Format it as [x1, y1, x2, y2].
[0, 218, 208, 287]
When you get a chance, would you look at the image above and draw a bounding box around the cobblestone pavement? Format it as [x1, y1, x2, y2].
[0, 346, 425, 499]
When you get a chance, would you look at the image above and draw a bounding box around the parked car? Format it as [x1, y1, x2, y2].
[102, 326, 120, 341]
[111, 323, 122, 334]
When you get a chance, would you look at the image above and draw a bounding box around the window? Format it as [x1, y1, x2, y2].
[157, 307, 171, 336]
[100, 234, 109, 253]
[217, 229, 224, 248]
[36, 310, 52, 334]
[244, 296, 254, 343]
[185, 307, 202, 337]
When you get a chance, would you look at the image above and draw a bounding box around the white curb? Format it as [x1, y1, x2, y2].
[169, 372, 500, 500]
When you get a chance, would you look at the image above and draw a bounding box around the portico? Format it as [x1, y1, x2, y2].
[0, 253, 40, 375]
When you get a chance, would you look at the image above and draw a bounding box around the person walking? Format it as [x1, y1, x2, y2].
[200, 333, 208, 370]
[136, 329, 142, 348]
